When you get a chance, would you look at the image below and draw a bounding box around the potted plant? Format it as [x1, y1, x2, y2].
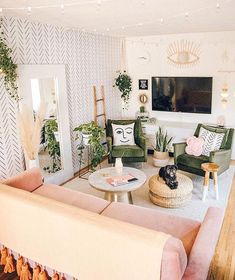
[153, 127, 173, 167]
[43, 119, 61, 173]
[0, 18, 19, 101]
[74, 121, 106, 170]
[113, 71, 132, 109]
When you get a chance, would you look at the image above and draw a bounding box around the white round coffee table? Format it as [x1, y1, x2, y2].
[88, 167, 146, 204]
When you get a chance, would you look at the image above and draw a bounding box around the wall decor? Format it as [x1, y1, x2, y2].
[167, 40, 201, 67]
[139, 93, 148, 104]
[139, 79, 148, 90]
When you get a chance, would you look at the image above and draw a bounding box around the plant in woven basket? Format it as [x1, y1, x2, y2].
[154, 126, 173, 152]
[0, 17, 19, 101]
[113, 71, 132, 108]
[153, 127, 173, 167]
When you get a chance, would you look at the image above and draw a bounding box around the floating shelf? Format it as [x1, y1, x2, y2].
[217, 70, 235, 73]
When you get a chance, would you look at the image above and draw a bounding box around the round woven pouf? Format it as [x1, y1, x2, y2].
[149, 173, 193, 208]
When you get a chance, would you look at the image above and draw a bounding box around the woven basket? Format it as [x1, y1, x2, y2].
[149, 173, 193, 208]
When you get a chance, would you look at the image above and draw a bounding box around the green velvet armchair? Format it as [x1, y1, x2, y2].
[174, 124, 234, 177]
[106, 119, 147, 164]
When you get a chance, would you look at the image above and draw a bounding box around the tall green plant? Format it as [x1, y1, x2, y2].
[113, 71, 132, 108]
[43, 119, 61, 173]
[0, 18, 19, 101]
[74, 121, 106, 170]
[154, 127, 173, 152]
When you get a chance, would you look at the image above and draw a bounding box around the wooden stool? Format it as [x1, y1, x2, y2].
[201, 163, 220, 201]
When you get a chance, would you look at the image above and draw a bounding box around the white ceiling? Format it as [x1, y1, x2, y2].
[1, 0, 235, 37]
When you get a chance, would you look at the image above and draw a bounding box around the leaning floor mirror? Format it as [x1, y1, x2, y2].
[18, 65, 73, 184]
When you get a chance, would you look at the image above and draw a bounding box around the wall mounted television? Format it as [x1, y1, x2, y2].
[152, 77, 213, 114]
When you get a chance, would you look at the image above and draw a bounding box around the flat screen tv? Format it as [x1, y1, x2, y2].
[152, 77, 213, 114]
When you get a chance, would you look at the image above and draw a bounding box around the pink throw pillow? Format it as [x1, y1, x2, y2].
[185, 136, 204, 157]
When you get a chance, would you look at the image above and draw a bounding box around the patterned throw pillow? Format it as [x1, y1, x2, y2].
[112, 123, 135, 146]
[199, 127, 225, 156]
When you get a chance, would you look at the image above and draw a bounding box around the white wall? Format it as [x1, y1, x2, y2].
[125, 31, 235, 158]
[125, 31, 235, 127]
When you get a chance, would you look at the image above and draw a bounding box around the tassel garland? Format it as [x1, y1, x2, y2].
[39, 270, 48, 280]
[52, 273, 59, 280]
[0, 247, 8, 265]
[32, 265, 41, 280]
[17, 256, 24, 276]
[4, 254, 15, 273]
[0, 246, 67, 279]
[20, 263, 32, 280]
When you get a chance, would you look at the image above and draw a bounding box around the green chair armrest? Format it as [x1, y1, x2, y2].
[136, 136, 147, 160]
[136, 136, 146, 150]
[106, 136, 112, 151]
[209, 149, 231, 164]
[173, 142, 187, 165]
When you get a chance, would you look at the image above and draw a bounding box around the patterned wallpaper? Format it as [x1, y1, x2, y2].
[0, 16, 121, 178]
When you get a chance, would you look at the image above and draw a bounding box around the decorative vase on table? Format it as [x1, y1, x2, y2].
[115, 158, 123, 174]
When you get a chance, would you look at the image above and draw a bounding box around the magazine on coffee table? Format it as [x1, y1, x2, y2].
[106, 174, 138, 187]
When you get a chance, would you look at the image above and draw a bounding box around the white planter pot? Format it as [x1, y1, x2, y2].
[82, 133, 92, 146]
[53, 131, 60, 142]
[153, 151, 169, 167]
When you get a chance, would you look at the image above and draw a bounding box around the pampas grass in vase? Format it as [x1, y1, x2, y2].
[18, 104, 46, 169]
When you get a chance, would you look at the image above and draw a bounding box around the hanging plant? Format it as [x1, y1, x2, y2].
[0, 17, 19, 101]
[113, 71, 132, 108]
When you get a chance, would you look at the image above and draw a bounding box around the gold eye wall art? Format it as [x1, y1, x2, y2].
[167, 40, 201, 67]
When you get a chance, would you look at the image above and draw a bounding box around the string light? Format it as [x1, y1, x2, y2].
[0, 0, 231, 34]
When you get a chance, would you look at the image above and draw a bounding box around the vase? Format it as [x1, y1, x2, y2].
[27, 158, 39, 169]
[115, 158, 123, 174]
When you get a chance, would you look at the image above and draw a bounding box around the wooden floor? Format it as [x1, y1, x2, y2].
[208, 165, 235, 279]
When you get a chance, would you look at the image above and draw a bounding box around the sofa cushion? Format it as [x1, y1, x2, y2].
[112, 145, 144, 158]
[1, 167, 43, 192]
[101, 202, 201, 256]
[177, 153, 209, 170]
[162, 237, 187, 280]
[34, 184, 110, 214]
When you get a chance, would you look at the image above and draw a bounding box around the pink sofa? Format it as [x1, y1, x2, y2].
[2, 168, 224, 280]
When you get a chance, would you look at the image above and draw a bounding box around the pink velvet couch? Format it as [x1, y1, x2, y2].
[2, 168, 224, 280]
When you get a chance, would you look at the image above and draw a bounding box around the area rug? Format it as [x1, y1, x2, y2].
[63, 157, 235, 221]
